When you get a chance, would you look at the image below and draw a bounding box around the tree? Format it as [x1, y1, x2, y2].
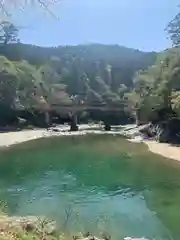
[0, 0, 60, 19]
[118, 84, 128, 99]
[130, 47, 180, 123]
[166, 8, 180, 46]
[38, 64, 72, 105]
[0, 21, 19, 45]
[0, 56, 19, 110]
[0, 42, 157, 126]
[15, 60, 42, 108]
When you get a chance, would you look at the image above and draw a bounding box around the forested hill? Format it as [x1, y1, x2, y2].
[4, 44, 156, 75]
[0, 43, 156, 108]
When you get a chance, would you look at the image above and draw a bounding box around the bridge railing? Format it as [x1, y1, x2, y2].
[51, 101, 128, 107]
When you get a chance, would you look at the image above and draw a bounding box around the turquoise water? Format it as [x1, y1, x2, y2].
[0, 134, 180, 239]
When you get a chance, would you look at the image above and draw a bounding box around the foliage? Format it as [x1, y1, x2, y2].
[130, 47, 180, 122]
[0, 21, 19, 45]
[0, 55, 72, 116]
[2, 40, 180, 125]
[0, 0, 60, 19]
[1, 4, 180, 126]
[126, 6, 180, 123]
[166, 9, 180, 46]
[0, 43, 156, 119]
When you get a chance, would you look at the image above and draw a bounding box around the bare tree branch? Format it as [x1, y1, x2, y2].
[0, 0, 60, 19]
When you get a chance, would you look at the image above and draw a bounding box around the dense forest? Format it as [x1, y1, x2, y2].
[0, 20, 157, 127]
[0, 8, 180, 136]
[0, 42, 157, 108]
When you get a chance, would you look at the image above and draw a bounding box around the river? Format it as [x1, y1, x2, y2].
[0, 134, 180, 240]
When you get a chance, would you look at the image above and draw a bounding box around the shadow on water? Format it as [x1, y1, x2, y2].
[0, 134, 180, 239]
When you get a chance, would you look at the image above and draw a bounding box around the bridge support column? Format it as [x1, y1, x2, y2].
[45, 111, 51, 127]
[70, 114, 79, 131]
[104, 123, 111, 131]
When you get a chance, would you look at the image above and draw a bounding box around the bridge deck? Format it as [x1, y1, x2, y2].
[51, 102, 128, 111]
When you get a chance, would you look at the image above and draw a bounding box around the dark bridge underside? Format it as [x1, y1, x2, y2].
[51, 102, 128, 112]
[0, 101, 131, 130]
[50, 102, 130, 131]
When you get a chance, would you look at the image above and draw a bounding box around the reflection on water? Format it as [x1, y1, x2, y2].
[0, 135, 180, 239]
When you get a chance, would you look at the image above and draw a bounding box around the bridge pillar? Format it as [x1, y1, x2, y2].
[45, 111, 51, 127]
[104, 123, 111, 131]
[70, 113, 79, 131]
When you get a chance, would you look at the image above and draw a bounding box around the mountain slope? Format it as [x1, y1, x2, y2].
[0, 43, 157, 102]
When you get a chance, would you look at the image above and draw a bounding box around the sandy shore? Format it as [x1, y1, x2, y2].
[120, 124, 180, 162]
[0, 129, 51, 147]
[128, 138, 180, 162]
[1, 124, 180, 163]
[0, 124, 121, 147]
[0, 125, 101, 147]
[144, 140, 180, 161]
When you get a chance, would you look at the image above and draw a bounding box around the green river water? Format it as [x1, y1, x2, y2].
[0, 134, 180, 239]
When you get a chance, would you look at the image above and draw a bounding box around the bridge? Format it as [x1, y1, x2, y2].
[51, 101, 128, 112]
[17, 99, 133, 130]
[48, 101, 131, 131]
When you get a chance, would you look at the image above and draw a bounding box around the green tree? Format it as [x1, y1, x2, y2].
[166, 8, 180, 46]
[0, 21, 19, 45]
[131, 47, 180, 122]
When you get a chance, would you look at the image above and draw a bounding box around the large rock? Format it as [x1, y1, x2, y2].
[104, 124, 111, 131]
[73, 232, 110, 240]
[0, 216, 57, 235]
[70, 123, 79, 131]
[73, 233, 149, 240]
[140, 123, 170, 143]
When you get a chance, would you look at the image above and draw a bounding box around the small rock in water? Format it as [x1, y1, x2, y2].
[73, 232, 104, 240]
[52, 128, 60, 132]
[83, 232, 92, 238]
[100, 233, 111, 240]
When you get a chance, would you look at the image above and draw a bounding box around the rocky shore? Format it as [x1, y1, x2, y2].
[0, 215, 59, 240]
[0, 215, 148, 240]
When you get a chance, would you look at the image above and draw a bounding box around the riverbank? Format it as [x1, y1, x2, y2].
[0, 124, 131, 148]
[1, 124, 180, 162]
[0, 215, 111, 240]
[0, 125, 100, 147]
[0, 214, 147, 240]
[121, 124, 180, 162]
[144, 140, 180, 161]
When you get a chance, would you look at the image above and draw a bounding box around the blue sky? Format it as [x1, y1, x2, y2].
[12, 0, 179, 51]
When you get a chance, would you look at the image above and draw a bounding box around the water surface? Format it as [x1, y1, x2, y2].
[0, 134, 180, 239]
